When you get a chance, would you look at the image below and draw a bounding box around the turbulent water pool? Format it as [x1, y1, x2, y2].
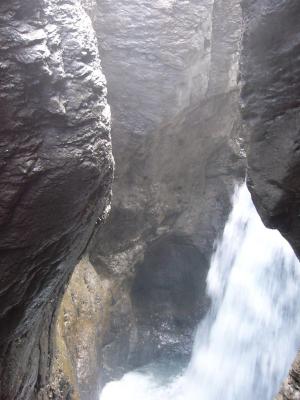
[100, 183, 300, 400]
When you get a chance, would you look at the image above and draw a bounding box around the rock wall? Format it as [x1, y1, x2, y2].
[240, 0, 300, 255]
[276, 353, 300, 400]
[56, 0, 245, 397]
[91, 0, 245, 371]
[23, 0, 300, 398]
[240, 0, 300, 398]
[0, 1, 113, 399]
[48, 258, 115, 400]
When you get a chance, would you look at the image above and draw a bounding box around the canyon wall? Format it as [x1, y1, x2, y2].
[240, 0, 300, 398]
[0, 1, 113, 399]
[6, 0, 300, 399]
[55, 1, 245, 398]
[30, 0, 300, 398]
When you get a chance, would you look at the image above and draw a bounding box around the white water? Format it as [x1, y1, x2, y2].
[100, 183, 300, 400]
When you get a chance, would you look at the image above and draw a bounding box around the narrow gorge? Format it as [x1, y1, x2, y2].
[0, 1, 299, 400]
[100, 183, 300, 400]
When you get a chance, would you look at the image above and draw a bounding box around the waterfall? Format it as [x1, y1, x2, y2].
[100, 183, 300, 400]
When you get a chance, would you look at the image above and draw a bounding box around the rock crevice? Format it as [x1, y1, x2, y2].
[56, 1, 245, 398]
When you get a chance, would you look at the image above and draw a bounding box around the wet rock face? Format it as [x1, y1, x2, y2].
[240, 0, 300, 256]
[49, 258, 115, 400]
[94, 0, 214, 140]
[0, 0, 113, 399]
[240, 1, 300, 398]
[276, 353, 300, 400]
[84, 0, 245, 386]
[129, 235, 210, 368]
[40, 0, 244, 396]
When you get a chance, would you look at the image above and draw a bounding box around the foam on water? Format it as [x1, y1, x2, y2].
[100, 183, 300, 400]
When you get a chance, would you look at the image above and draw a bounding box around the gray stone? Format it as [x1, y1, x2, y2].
[240, 1, 300, 398]
[87, 0, 245, 387]
[0, 1, 113, 399]
[241, 0, 300, 254]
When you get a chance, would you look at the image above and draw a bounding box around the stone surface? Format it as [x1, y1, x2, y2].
[47, 0, 300, 397]
[240, 1, 300, 398]
[240, 0, 300, 255]
[0, 1, 113, 399]
[53, 257, 136, 400]
[59, 0, 245, 393]
[129, 235, 210, 367]
[48, 258, 114, 400]
[276, 352, 300, 400]
[92, 0, 244, 373]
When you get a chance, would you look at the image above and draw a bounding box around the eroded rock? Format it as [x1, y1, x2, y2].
[0, 1, 113, 399]
[129, 235, 210, 368]
[240, 0, 300, 256]
[91, 0, 244, 377]
[240, 1, 300, 398]
[57, 0, 245, 395]
[49, 258, 113, 400]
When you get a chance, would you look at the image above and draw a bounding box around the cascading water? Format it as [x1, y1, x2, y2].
[100, 183, 300, 400]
